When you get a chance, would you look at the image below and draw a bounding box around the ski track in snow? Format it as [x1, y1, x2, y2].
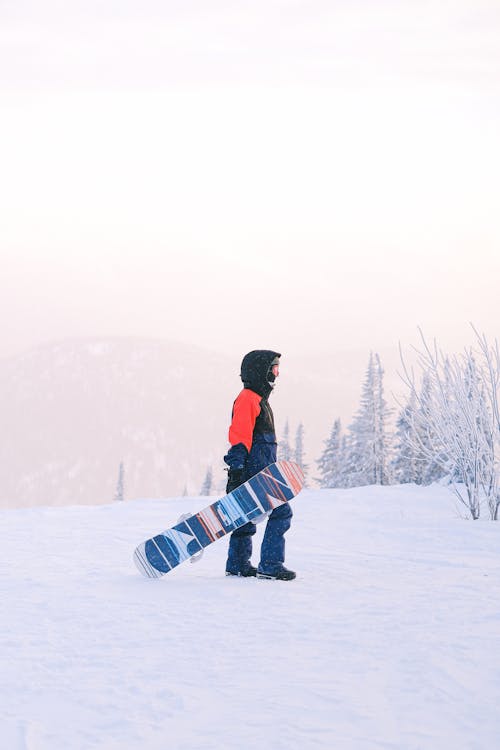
[1, 485, 500, 750]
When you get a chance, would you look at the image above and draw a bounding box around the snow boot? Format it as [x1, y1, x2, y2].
[257, 566, 296, 581]
[225, 565, 258, 578]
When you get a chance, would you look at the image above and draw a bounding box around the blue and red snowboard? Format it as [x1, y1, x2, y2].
[133, 460, 304, 578]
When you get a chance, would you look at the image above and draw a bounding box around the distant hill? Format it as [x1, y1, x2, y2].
[0, 338, 234, 507]
[0, 337, 406, 508]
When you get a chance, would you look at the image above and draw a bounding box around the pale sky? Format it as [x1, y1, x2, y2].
[1, 0, 499, 359]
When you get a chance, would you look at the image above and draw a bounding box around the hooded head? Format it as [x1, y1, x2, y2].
[240, 350, 281, 398]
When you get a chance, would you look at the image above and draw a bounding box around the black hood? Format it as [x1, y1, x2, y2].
[240, 350, 281, 398]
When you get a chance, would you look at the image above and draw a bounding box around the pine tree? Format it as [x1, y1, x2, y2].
[392, 391, 420, 483]
[337, 434, 351, 487]
[343, 353, 376, 487]
[114, 461, 125, 502]
[342, 352, 392, 487]
[294, 423, 309, 482]
[316, 418, 342, 488]
[279, 419, 293, 461]
[200, 466, 213, 495]
[374, 353, 393, 485]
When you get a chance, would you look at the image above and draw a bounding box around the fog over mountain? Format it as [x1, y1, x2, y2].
[0, 337, 405, 508]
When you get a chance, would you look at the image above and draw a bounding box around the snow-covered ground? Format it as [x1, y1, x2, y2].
[2, 484, 499, 750]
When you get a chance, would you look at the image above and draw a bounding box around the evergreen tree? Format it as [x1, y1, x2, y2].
[342, 352, 377, 487]
[374, 353, 393, 485]
[316, 418, 342, 488]
[392, 391, 420, 483]
[342, 352, 392, 487]
[294, 422, 309, 482]
[337, 434, 351, 487]
[114, 461, 125, 502]
[279, 419, 293, 461]
[200, 466, 213, 495]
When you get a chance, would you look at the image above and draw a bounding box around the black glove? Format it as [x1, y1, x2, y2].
[226, 468, 244, 493]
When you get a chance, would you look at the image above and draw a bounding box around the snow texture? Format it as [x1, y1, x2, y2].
[1, 484, 499, 750]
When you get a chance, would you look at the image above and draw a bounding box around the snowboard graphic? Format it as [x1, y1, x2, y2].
[133, 460, 304, 579]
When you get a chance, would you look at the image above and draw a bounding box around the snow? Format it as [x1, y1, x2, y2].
[1, 484, 500, 750]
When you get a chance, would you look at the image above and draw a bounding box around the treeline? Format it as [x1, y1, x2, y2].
[281, 352, 396, 490]
[307, 351, 443, 490]
[285, 330, 500, 521]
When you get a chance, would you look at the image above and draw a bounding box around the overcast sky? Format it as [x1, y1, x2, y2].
[1, 0, 499, 360]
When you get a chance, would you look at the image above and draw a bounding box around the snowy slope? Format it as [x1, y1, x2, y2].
[2, 484, 500, 750]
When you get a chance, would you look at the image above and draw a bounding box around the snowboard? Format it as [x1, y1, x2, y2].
[133, 460, 305, 579]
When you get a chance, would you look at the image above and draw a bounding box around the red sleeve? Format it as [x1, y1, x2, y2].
[228, 389, 262, 452]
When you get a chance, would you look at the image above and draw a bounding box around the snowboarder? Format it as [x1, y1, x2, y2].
[224, 350, 296, 581]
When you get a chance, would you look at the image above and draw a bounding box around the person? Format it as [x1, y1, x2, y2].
[223, 349, 296, 581]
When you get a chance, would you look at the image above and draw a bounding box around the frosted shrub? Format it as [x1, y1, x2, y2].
[400, 330, 500, 520]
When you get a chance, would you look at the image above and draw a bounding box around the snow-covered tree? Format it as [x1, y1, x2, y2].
[114, 461, 125, 502]
[392, 391, 420, 484]
[416, 374, 447, 484]
[374, 353, 393, 485]
[473, 329, 500, 519]
[400, 331, 500, 520]
[392, 376, 446, 485]
[337, 435, 350, 487]
[341, 353, 393, 487]
[279, 419, 293, 461]
[294, 423, 308, 482]
[200, 466, 213, 495]
[316, 418, 343, 488]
